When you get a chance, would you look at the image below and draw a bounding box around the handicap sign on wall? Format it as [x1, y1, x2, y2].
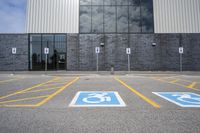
[69, 91, 126, 107]
[153, 92, 200, 107]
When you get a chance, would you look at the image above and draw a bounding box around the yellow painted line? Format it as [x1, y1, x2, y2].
[152, 78, 200, 92]
[20, 87, 61, 94]
[42, 82, 68, 87]
[0, 77, 24, 83]
[0, 77, 60, 100]
[0, 95, 49, 104]
[187, 82, 197, 88]
[36, 77, 79, 107]
[2, 104, 39, 108]
[114, 77, 160, 109]
[170, 79, 179, 83]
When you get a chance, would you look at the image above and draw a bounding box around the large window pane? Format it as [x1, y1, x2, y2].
[104, 0, 116, 5]
[92, 0, 103, 5]
[80, 6, 92, 33]
[117, 6, 128, 33]
[92, 6, 103, 33]
[141, 0, 154, 32]
[55, 35, 66, 42]
[80, 0, 91, 5]
[116, 0, 128, 5]
[104, 6, 116, 33]
[31, 41, 42, 70]
[129, 6, 141, 32]
[129, 0, 140, 5]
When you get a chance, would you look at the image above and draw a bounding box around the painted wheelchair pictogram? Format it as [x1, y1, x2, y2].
[172, 94, 200, 104]
[82, 93, 111, 104]
[69, 91, 126, 107]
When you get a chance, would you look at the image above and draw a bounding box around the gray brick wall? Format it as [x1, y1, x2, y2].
[0, 34, 29, 71]
[0, 33, 199, 71]
[74, 33, 200, 71]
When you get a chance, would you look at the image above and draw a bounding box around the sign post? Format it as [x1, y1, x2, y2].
[95, 47, 100, 72]
[12, 48, 17, 75]
[126, 48, 131, 71]
[44, 47, 49, 73]
[179, 47, 183, 72]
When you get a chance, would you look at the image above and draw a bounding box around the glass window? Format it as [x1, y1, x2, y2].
[31, 35, 41, 42]
[129, 6, 141, 32]
[55, 35, 66, 42]
[80, 6, 92, 33]
[80, 0, 91, 5]
[31, 41, 42, 70]
[92, 0, 103, 5]
[104, 0, 116, 5]
[116, 0, 129, 5]
[92, 6, 104, 33]
[141, 0, 154, 32]
[129, 0, 140, 5]
[104, 6, 116, 33]
[117, 6, 128, 33]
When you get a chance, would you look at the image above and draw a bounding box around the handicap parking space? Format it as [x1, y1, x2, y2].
[116, 75, 200, 109]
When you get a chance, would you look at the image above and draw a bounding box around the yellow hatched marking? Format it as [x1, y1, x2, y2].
[20, 87, 61, 94]
[0, 77, 60, 100]
[42, 82, 68, 87]
[187, 82, 198, 89]
[0, 95, 49, 104]
[170, 79, 179, 83]
[36, 77, 79, 106]
[115, 77, 160, 109]
[0, 77, 24, 83]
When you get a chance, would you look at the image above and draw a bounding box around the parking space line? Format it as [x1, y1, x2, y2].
[42, 82, 68, 87]
[0, 77, 24, 84]
[20, 87, 61, 94]
[114, 77, 160, 109]
[0, 95, 49, 104]
[0, 77, 60, 100]
[170, 79, 179, 83]
[36, 77, 79, 106]
[187, 82, 198, 89]
[151, 77, 200, 92]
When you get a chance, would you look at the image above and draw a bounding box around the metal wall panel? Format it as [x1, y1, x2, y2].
[154, 0, 200, 33]
[26, 0, 79, 33]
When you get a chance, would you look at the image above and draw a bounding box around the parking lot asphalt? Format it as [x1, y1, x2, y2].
[0, 73, 200, 133]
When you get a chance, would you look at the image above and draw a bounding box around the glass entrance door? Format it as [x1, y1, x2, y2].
[29, 34, 67, 71]
[57, 53, 66, 70]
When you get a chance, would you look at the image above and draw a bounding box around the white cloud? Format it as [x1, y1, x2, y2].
[0, 0, 27, 33]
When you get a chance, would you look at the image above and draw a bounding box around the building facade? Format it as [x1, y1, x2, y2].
[0, 0, 200, 71]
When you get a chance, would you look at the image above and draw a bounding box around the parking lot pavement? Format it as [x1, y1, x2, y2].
[0, 73, 200, 133]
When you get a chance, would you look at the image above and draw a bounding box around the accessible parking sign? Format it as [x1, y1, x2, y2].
[153, 92, 200, 107]
[69, 91, 126, 107]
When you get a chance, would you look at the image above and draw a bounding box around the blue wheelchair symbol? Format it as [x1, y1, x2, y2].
[69, 91, 126, 107]
[153, 92, 200, 107]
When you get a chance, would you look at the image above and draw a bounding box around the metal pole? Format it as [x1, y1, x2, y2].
[128, 54, 130, 71]
[180, 53, 182, 72]
[12, 54, 15, 75]
[45, 54, 47, 73]
[96, 53, 99, 72]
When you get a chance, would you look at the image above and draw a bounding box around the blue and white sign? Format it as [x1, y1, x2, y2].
[69, 91, 126, 107]
[153, 92, 200, 107]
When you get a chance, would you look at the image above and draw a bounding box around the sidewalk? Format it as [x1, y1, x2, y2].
[0, 71, 200, 76]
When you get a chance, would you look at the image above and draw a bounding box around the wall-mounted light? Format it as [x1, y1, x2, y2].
[152, 42, 156, 47]
[100, 43, 104, 47]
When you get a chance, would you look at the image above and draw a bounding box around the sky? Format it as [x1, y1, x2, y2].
[0, 0, 27, 33]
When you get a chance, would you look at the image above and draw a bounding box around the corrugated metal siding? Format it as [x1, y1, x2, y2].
[154, 0, 200, 33]
[26, 0, 79, 33]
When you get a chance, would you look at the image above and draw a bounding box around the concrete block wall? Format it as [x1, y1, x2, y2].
[0, 34, 29, 71]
